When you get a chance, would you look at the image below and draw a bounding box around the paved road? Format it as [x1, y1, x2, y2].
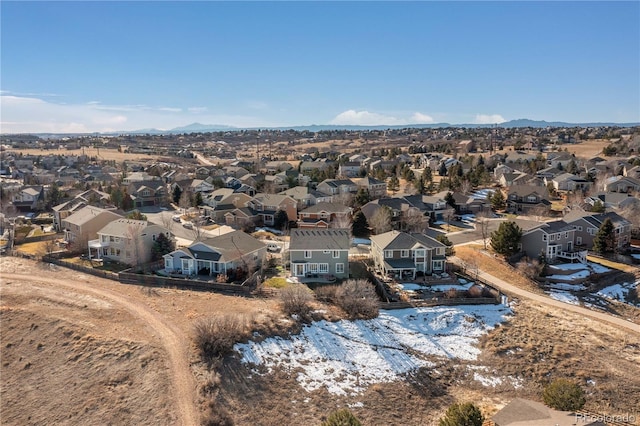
[451, 256, 640, 336]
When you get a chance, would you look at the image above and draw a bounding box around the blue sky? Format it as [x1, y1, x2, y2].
[2, 1, 639, 133]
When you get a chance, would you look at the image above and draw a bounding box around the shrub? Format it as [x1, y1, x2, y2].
[280, 284, 314, 318]
[321, 408, 362, 426]
[438, 402, 484, 426]
[444, 288, 459, 299]
[193, 314, 248, 362]
[314, 285, 339, 303]
[542, 378, 586, 411]
[202, 399, 234, 426]
[516, 258, 543, 280]
[335, 279, 379, 320]
[468, 285, 484, 298]
[263, 277, 288, 289]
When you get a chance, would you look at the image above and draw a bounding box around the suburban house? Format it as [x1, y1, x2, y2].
[289, 228, 350, 279]
[248, 193, 297, 225]
[162, 230, 266, 279]
[355, 176, 387, 198]
[499, 171, 532, 187]
[89, 219, 173, 265]
[61, 206, 123, 249]
[338, 161, 363, 178]
[316, 179, 359, 201]
[520, 220, 585, 263]
[52, 189, 113, 231]
[278, 186, 324, 208]
[506, 185, 551, 214]
[370, 230, 447, 279]
[603, 175, 640, 193]
[545, 173, 591, 192]
[297, 202, 352, 228]
[433, 191, 490, 214]
[564, 211, 632, 251]
[11, 185, 45, 211]
[584, 192, 635, 210]
[128, 180, 168, 208]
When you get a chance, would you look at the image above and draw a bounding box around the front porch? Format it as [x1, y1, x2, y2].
[88, 238, 109, 260]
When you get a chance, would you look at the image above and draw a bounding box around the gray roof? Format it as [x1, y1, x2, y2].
[98, 219, 148, 237]
[199, 230, 265, 261]
[370, 230, 445, 250]
[62, 206, 121, 227]
[299, 202, 351, 214]
[289, 229, 350, 250]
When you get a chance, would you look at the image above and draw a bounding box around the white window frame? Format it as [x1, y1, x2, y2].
[401, 250, 409, 258]
[304, 250, 312, 258]
[319, 263, 329, 273]
[543, 234, 547, 241]
[332, 250, 340, 258]
[550, 234, 555, 241]
[336, 263, 344, 274]
[309, 263, 319, 273]
[432, 260, 444, 271]
[384, 250, 393, 258]
[414, 249, 425, 257]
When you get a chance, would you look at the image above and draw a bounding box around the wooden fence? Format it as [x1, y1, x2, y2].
[381, 297, 500, 310]
[43, 255, 119, 280]
[118, 271, 254, 295]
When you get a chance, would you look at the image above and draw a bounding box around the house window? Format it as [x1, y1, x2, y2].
[565, 232, 568, 238]
[142, 190, 150, 196]
[550, 234, 555, 241]
[304, 250, 312, 258]
[578, 226, 582, 231]
[102, 235, 108, 243]
[165, 258, 172, 269]
[401, 250, 409, 258]
[543, 234, 547, 242]
[432, 260, 444, 271]
[114, 237, 120, 243]
[309, 263, 319, 273]
[336, 263, 344, 274]
[527, 196, 537, 202]
[319, 263, 329, 273]
[436, 248, 444, 256]
[414, 249, 425, 257]
[384, 250, 393, 258]
[332, 250, 340, 258]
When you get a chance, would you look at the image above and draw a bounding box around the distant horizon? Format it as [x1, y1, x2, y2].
[3, 118, 640, 137]
[2, 2, 638, 134]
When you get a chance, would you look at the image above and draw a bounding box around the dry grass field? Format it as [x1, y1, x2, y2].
[1, 257, 638, 425]
[4, 147, 159, 163]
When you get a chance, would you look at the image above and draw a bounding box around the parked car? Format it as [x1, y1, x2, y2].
[172, 215, 182, 223]
[266, 243, 281, 252]
[182, 221, 193, 229]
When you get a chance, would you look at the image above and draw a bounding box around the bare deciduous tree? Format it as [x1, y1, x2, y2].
[443, 207, 456, 231]
[403, 207, 427, 233]
[160, 211, 175, 232]
[369, 206, 392, 235]
[125, 223, 146, 266]
[476, 210, 492, 250]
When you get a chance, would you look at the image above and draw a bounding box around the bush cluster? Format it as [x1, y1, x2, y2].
[193, 314, 248, 362]
[335, 279, 379, 320]
[280, 284, 314, 318]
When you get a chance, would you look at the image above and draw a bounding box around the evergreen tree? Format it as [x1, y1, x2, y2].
[322, 409, 362, 426]
[194, 191, 203, 207]
[387, 175, 399, 195]
[126, 210, 147, 220]
[354, 188, 371, 208]
[591, 199, 605, 213]
[490, 190, 506, 211]
[436, 234, 455, 256]
[273, 209, 289, 231]
[490, 221, 522, 257]
[351, 211, 370, 238]
[151, 232, 175, 261]
[445, 191, 457, 210]
[542, 379, 586, 411]
[121, 189, 134, 211]
[438, 162, 447, 176]
[172, 185, 182, 204]
[438, 402, 484, 426]
[593, 217, 615, 254]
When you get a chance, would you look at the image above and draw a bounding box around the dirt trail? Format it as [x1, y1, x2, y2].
[1, 272, 199, 426]
[450, 257, 640, 336]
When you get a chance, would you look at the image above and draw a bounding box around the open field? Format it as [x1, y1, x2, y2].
[3, 147, 162, 163]
[1, 256, 638, 424]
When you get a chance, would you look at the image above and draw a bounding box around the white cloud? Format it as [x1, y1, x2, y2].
[474, 114, 506, 124]
[410, 112, 434, 123]
[330, 110, 407, 126]
[0, 95, 273, 133]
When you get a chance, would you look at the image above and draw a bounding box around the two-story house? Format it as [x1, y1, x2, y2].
[248, 193, 297, 226]
[128, 180, 168, 208]
[564, 211, 632, 251]
[545, 173, 591, 192]
[370, 230, 447, 279]
[90, 219, 173, 265]
[11, 185, 45, 211]
[61, 206, 123, 251]
[603, 175, 640, 193]
[289, 228, 350, 279]
[162, 230, 265, 278]
[52, 189, 112, 231]
[355, 176, 387, 198]
[338, 162, 363, 178]
[297, 202, 352, 228]
[316, 179, 358, 202]
[520, 220, 584, 263]
[506, 185, 551, 214]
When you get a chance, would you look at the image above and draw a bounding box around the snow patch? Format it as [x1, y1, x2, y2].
[236, 305, 512, 395]
[548, 291, 579, 305]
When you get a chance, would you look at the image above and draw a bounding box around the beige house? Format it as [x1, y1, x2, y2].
[61, 206, 123, 251]
[90, 219, 173, 266]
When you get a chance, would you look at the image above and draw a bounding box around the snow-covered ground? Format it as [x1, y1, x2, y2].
[545, 262, 611, 282]
[398, 279, 475, 292]
[548, 291, 580, 305]
[235, 305, 512, 396]
[596, 282, 639, 307]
